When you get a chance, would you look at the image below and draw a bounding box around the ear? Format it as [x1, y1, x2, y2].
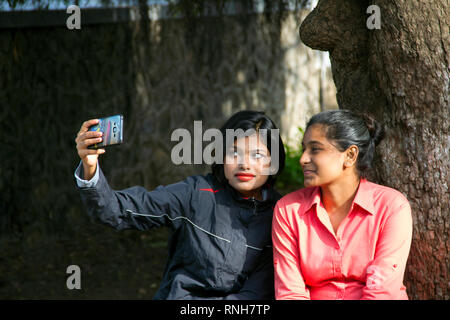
[344, 145, 359, 168]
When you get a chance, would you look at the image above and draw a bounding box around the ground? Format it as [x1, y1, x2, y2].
[0, 223, 170, 299]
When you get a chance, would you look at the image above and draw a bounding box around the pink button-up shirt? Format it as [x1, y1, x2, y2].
[272, 179, 412, 300]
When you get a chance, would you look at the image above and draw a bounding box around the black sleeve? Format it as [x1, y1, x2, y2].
[77, 166, 194, 231]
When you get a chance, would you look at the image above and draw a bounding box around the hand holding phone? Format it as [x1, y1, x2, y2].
[75, 115, 123, 180]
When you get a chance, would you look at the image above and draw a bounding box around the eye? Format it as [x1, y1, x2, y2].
[226, 150, 239, 157]
[252, 152, 266, 159]
[309, 147, 322, 153]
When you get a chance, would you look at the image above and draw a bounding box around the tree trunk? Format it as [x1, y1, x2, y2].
[299, 0, 449, 299]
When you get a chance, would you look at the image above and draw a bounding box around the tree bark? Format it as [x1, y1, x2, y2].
[299, 0, 449, 299]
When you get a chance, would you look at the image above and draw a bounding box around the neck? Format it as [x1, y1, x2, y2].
[246, 188, 262, 200]
[239, 188, 263, 200]
[320, 174, 360, 215]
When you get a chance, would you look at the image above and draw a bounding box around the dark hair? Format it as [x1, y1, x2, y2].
[305, 109, 385, 178]
[212, 110, 286, 187]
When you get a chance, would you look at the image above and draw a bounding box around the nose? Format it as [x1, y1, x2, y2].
[238, 154, 251, 170]
[299, 150, 310, 167]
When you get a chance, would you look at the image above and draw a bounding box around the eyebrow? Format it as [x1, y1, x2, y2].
[252, 149, 268, 154]
[301, 140, 325, 148]
[228, 146, 268, 154]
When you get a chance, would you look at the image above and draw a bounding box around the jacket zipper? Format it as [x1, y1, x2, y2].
[251, 197, 258, 216]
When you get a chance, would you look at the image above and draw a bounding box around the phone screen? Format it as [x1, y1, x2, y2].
[88, 115, 123, 149]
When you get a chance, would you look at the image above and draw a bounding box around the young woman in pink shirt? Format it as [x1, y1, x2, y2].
[272, 110, 413, 300]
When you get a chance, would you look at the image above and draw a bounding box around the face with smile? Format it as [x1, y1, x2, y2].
[224, 134, 271, 200]
[300, 124, 355, 188]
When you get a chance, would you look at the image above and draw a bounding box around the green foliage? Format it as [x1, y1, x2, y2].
[275, 127, 304, 193]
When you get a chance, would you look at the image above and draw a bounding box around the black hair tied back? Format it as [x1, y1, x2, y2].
[360, 113, 385, 147]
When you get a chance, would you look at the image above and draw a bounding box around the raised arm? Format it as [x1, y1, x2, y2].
[74, 119, 193, 231]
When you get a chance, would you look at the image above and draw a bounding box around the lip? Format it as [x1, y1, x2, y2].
[302, 168, 316, 175]
[235, 172, 255, 181]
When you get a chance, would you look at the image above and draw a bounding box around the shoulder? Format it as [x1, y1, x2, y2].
[156, 174, 219, 200]
[362, 181, 411, 222]
[172, 173, 217, 189]
[179, 173, 227, 197]
[363, 181, 412, 235]
[283, 187, 317, 201]
[274, 187, 318, 217]
[366, 180, 410, 208]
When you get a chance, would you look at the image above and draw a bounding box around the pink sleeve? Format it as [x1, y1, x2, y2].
[272, 200, 310, 300]
[361, 200, 413, 300]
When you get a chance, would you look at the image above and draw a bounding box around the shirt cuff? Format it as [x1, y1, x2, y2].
[74, 161, 99, 188]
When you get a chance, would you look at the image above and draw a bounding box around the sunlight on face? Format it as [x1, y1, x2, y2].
[224, 134, 271, 199]
[300, 124, 348, 188]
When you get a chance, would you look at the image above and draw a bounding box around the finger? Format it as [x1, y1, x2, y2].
[82, 130, 103, 140]
[78, 119, 100, 136]
[83, 137, 103, 148]
[76, 130, 102, 144]
[80, 148, 106, 157]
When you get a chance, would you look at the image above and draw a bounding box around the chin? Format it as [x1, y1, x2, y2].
[303, 179, 318, 188]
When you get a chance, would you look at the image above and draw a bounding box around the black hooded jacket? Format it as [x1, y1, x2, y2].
[77, 167, 281, 300]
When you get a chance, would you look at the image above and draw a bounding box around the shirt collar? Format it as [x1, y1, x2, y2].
[302, 179, 375, 215]
[303, 187, 322, 214]
[352, 178, 375, 215]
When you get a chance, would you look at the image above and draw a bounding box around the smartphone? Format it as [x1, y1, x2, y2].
[88, 114, 123, 149]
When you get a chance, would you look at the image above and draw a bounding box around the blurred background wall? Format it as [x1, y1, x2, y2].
[0, 1, 336, 298]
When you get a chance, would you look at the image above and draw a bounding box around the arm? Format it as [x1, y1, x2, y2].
[361, 201, 413, 300]
[272, 200, 310, 300]
[74, 160, 100, 188]
[76, 164, 193, 231]
[74, 119, 192, 231]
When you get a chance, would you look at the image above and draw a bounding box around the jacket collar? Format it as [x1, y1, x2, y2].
[225, 182, 279, 210]
[352, 179, 375, 215]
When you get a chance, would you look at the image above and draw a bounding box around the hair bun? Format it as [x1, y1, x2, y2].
[362, 114, 385, 146]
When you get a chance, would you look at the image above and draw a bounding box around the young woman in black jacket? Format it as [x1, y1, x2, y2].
[74, 110, 285, 300]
